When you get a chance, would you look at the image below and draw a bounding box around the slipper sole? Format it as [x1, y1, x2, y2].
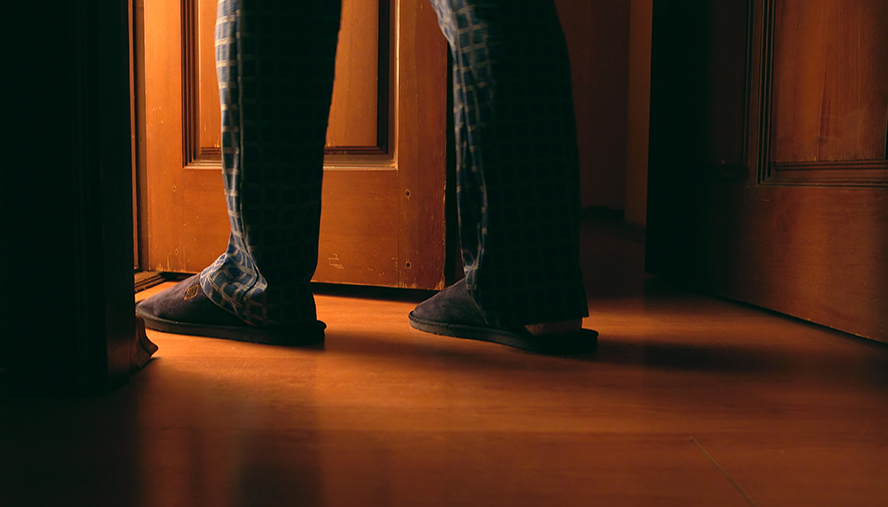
[408, 311, 597, 355]
[136, 307, 325, 346]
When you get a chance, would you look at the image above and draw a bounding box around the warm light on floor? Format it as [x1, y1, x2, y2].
[2, 221, 887, 506]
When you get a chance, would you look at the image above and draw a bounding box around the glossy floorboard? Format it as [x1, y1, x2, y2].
[2, 221, 887, 506]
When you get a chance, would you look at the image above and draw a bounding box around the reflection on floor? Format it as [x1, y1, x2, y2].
[2, 220, 887, 506]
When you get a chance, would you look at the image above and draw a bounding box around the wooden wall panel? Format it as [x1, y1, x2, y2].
[141, 0, 447, 289]
[181, 168, 229, 268]
[316, 171, 399, 286]
[192, 0, 383, 156]
[395, 0, 448, 289]
[144, 0, 187, 270]
[177, 167, 400, 286]
[326, 0, 382, 150]
[198, 0, 220, 155]
[771, 0, 888, 163]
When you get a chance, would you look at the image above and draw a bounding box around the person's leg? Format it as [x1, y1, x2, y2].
[411, 0, 595, 352]
[137, 0, 342, 344]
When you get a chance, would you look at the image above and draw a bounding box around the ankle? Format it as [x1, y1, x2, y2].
[525, 319, 583, 336]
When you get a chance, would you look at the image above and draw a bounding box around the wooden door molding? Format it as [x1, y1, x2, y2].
[180, 0, 394, 161]
[751, 0, 888, 188]
[139, 0, 448, 290]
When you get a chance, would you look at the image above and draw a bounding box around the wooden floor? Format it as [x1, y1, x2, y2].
[2, 221, 887, 506]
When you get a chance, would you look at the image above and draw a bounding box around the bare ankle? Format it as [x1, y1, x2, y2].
[525, 319, 583, 336]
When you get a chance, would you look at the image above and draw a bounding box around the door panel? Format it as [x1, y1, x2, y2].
[140, 0, 448, 289]
[647, 0, 888, 342]
[190, 0, 386, 157]
[770, 0, 888, 163]
[197, 0, 220, 154]
[326, 0, 384, 149]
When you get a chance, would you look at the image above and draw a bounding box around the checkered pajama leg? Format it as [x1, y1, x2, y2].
[428, 0, 589, 325]
[199, 0, 342, 327]
[201, 0, 585, 328]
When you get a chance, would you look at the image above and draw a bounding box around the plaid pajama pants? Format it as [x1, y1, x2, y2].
[200, 0, 588, 327]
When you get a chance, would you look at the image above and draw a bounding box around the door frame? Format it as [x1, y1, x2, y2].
[7, 0, 137, 395]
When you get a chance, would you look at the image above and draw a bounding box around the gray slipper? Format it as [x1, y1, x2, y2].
[136, 275, 325, 345]
[408, 279, 597, 354]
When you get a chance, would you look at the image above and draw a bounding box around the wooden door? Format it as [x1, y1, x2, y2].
[137, 0, 448, 290]
[7, 0, 138, 394]
[647, 0, 887, 342]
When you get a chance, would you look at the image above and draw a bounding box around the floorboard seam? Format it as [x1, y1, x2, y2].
[691, 436, 757, 506]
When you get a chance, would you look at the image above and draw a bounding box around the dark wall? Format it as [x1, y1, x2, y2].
[556, 0, 632, 210]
